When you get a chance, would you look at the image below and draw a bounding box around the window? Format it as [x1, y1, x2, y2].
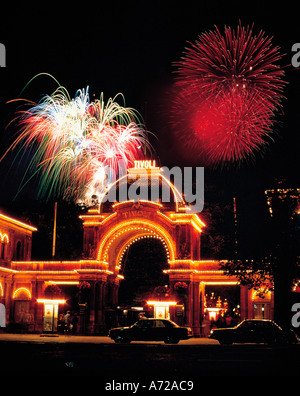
[136, 320, 153, 329]
[0, 243, 5, 259]
[0, 241, 8, 260]
[240, 320, 254, 328]
[13, 287, 32, 324]
[154, 320, 166, 328]
[16, 241, 22, 260]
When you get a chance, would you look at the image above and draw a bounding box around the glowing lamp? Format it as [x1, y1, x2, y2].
[147, 301, 177, 307]
[37, 299, 66, 304]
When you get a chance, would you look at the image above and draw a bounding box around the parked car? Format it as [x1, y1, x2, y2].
[209, 319, 298, 345]
[109, 318, 193, 344]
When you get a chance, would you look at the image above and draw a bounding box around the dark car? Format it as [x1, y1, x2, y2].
[209, 319, 298, 345]
[109, 318, 193, 344]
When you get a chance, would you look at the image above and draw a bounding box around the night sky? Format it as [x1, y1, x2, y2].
[0, 1, 299, 259]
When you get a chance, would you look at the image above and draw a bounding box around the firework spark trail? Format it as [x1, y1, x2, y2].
[3, 83, 151, 203]
[171, 23, 286, 166]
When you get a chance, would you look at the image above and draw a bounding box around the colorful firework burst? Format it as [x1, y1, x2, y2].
[171, 23, 286, 166]
[3, 83, 151, 203]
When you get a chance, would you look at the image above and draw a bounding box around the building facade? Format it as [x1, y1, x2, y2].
[0, 164, 275, 335]
[0, 212, 37, 331]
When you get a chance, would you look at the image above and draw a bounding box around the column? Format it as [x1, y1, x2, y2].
[112, 283, 119, 307]
[248, 289, 254, 319]
[270, 291, 275, 320]
[96, 282, 105, 333]
[4, 278, 13, 329]
[185, 281, 193, 327]
[199, 282, 205, 337]
[36, 281, 44, 332]
[240, 285, 248, 320]
[192, 281, 201, 337]
[30, 280, 37, 332]
[88, 281, 96, 333]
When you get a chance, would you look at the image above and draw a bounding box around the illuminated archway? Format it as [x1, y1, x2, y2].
[80, 164, 206, 335]
[13, 287, 32, 300]
[0, 232, 9, 243]
[118, 233, 170, 274]
[118, 236, 169, 308]
[13, 287, 32, 326]
[97, 218, 175, 274]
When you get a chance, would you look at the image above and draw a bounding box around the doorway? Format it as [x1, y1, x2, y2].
[204, 285, 240, 327]
[254, 302, 271, 319]
[118, 238, 169, 324]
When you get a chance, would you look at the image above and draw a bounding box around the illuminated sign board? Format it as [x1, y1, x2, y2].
[133, 160, 156, 169]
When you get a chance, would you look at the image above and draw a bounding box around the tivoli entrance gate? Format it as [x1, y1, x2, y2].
[79, 164, 237, 336]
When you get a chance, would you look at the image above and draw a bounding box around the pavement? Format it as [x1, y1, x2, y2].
[0, 331, 299, 377]
[0, 332, 219, 344]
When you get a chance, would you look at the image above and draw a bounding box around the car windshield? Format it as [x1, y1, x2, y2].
[166, 320, 180, 328]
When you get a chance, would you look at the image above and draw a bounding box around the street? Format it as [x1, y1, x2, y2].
[0, 334, 298, 379]
[0, 333, 219, 345]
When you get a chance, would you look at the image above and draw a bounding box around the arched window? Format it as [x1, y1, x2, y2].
[0, 233, 9, 260]
[0, 243, 3, 259]
[13, 287, 32, 300]
[0, 283, 5, 328]
[1, 242, 7, 260]
[13, 287, 32, 325]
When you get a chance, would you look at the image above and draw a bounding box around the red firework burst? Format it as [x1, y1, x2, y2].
[171, 23, 286, 165]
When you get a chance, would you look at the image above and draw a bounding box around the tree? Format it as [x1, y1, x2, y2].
[221, 185, 300, 329]
[43, 284, 63, 299]
[220, 257, 274, 296]
[265, 187, 300, 328]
